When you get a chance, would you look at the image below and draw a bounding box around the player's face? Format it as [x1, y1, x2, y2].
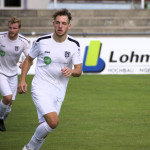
[53, 15, 71, 37]
[8, 23, 20, 40]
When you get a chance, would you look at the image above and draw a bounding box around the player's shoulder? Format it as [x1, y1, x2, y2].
[67, 35, 80, 47]
[18, 34, 30, 43]
[36, 34, 52, 43]
[0, 32, 7, 38]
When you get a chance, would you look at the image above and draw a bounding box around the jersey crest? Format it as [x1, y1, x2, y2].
[15, 46, 19, 51]
[65, 51, 70, 58]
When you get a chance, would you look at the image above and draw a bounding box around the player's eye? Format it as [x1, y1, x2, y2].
[55, 21, 60, 25]
[62, 22, 67, 25]
[55, 21, 67, 26]
[9, 27, 18, 30]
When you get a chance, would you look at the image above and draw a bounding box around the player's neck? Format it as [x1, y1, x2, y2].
[8, 34, 18, 41]
[53, 33, 67, 43]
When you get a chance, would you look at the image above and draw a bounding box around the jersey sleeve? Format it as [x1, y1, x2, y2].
[23, 41, 31, 56]
[29, 40, 40, 59]
[72, 45, 82, 65]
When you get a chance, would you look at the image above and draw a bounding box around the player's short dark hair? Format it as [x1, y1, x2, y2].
[8, 16, 21, 28]
[52, 8, 72, 23]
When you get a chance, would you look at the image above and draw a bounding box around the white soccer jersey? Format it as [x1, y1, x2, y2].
[30, 33, 82, 98]
[0, 32, 30, 76]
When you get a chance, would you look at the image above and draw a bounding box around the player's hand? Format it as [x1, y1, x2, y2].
[61, 67, 73, 78]
[18, 81, 27, 94]
[19, 61, 23, 69]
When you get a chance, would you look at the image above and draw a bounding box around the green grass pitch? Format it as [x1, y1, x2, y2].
[0, 75, 150, 150]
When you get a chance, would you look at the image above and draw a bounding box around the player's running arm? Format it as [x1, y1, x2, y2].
[61, 63, 82, 78]
[18, 55, 34, 94]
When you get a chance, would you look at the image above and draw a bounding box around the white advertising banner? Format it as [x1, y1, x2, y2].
[18, 37, 150, 75]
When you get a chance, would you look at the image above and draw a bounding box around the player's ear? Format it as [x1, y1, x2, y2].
[68, 23, 71, 30]
[52, 21, 55, 27]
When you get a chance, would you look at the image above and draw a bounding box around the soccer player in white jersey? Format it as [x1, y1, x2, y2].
[18, 9, 82, 150]
[0, 16, 30, 131]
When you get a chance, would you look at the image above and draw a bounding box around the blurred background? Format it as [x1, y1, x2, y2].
[0, 0, 150, 37]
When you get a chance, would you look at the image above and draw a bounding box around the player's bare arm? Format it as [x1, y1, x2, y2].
[61, 63, 82, 78]
[72, 64, 82, 77]
[18, 55, 34, 94]
[19, 56, 33, 69]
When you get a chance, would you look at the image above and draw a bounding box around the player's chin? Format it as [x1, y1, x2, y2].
[9, 34, 15, 38]
[56, 31, 64, 36]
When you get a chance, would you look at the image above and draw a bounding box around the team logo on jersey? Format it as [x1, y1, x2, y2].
[33, 42, 37, 48]
[65, 51, 70, 58]
[15, 46, 19, 51]
[45, 51, 50, 54]
[0, 50, 5, 56]
[44, 56, 52, 65]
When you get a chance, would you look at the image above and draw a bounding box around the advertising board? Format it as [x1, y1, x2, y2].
[18, 37, 150, 75]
